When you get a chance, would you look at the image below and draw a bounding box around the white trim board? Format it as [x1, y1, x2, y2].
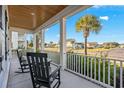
[0, 60, 10, 88]
[34, 5, 92, 32]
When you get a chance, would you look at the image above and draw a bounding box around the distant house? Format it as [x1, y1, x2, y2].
[52, 43, 59, 48]
[119, 44, 124, 48]
[87, 42, 98, 49]
[45, 42, 59, 48]
[102, 42, 119, 49]
[96, 44, 103, 48]
[66, 39, 75, 48]
[75, 42, 84, 49]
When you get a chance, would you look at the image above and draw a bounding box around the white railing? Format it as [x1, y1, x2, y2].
[66, 53, 124, 88]
[44, 51, 60, 64]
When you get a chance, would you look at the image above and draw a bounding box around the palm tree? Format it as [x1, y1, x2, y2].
[76, 14, 101, 55]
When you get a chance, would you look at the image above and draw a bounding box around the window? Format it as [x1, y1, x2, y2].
[0, 6, 2, 29]
[0, 35, 2, 73]
[44, 23, 60, 52]
[26, 33, 34, 50]
[5, 10, 8, 60]
[0, 5, 2, 73]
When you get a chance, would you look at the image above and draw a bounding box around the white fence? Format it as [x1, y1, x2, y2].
[66, 53, 124, 88]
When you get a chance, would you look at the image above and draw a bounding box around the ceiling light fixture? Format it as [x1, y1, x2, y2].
[31, 13, 35, 15]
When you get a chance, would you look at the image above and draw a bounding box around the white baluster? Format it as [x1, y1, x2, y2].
[75, 54, 77, 72]
[84, 56, 86, 76]
[72, 54, 74, 70]
[98, 58, 101, 81]
[87, 56, 89, 77]
[73, 54, 76, 71]
[67, 53, 68, 68]
[90, 57, 92, 78]
[103, 58, 105, 83]
[69, 53, 71, 69]
[120, 61, 123, 88]
[79, 55, 81, 73]
[114, 60, 116, 88]
[94, 57, 96, 80]
[71, 53, 73, 70]
[108, 59, 110, 85]
[81, 55, 83, 75]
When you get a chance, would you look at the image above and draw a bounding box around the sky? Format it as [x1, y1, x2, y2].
[45, 5, 124, 44]
[26, 34, 33, 41]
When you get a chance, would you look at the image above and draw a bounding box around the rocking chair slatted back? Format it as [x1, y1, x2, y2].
[27, 52, 50, 86]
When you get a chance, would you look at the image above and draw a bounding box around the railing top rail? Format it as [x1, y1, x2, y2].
[43, 50, 60, 53]
[67, 52, 124, 62]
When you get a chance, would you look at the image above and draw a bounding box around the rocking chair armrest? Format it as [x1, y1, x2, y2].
[47, 59, 52, 63]
[49, 65, 61, 78]
[21, 59, 27, 62]
[47, 60, 51, 65]
[50, 62, 60, 67]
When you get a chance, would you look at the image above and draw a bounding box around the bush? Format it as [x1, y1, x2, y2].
[36, 48, 41, 53]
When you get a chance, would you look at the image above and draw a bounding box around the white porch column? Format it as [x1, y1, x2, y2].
[8, 30, 12, 58]
[40, 29, 45, 52]
[60, 17, 66, 69]
[33, 33, 37, 52]
[24, 33, 27, 49]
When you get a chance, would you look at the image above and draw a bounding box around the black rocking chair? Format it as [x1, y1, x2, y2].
[27, 52, 61, 88]
[16, 49, 29, 73]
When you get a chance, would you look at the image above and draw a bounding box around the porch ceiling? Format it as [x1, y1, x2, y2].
[8, 5, 67, 30]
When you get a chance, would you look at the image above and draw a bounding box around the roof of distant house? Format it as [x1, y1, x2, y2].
[66, 39, 75, 42]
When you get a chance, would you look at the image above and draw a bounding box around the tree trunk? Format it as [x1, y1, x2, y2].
[36, 36, 38, 49]
[84, 37, 87, 55]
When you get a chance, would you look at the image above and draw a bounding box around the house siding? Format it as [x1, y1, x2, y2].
[0, 5, 10, 88]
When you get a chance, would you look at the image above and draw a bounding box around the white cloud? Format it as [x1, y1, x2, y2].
[56, 34, 60, 38]
[99, 16, 109, 21]
[45, 28, 49, 31]
[93, 5, 101, 9]
[92, 5, 104, 9]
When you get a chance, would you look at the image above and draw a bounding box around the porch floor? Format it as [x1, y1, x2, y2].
[7, 54, 102, 88]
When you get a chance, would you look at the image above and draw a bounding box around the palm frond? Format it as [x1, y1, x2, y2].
[75, 14, 102, 35]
